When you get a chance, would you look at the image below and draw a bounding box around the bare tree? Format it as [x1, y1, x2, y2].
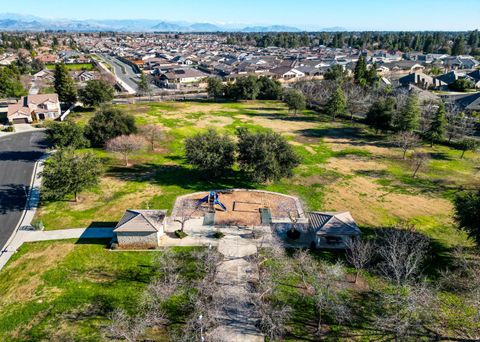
[173, 199, 200, 233]
[346, 237, 374, 284]
[344, 82, 373, 120]
[419, 100, 437, 135]
[139, 124, 164, 151]
[393, 131, 420, 160]
[311, 262, 350, 335]
[277, 199, 301, 237]
[104, 309, 146, 342]
[376, 226, 430, 285]
[106, 134, 146, 166]
[374, 283, 434, 340]
[410, 152, 430, 178]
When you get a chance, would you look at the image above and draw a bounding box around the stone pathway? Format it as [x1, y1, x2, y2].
[212, 227, 264, 342]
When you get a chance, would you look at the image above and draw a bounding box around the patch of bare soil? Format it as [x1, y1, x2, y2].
[327, 156, 387, 175]
[235, 114, 319, 134]
[179, 190, 299, 227]
[324, 176, 453, 227]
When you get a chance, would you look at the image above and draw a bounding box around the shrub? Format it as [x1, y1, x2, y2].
[175, 230, 188, 239]
[213, 231, 225, 239]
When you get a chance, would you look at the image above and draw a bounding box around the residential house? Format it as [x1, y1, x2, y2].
[153, 67, 208, 88]
[399, 72, 447, 90]
[7, 94, 61, 124]
[270, 66, 305, 80]
[114, 210, 167, 248]
[452, 92, 480, 111]
[308, 212, 361, 249]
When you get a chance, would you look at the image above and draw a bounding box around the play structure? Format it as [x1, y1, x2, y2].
[198, 191, 227, 212]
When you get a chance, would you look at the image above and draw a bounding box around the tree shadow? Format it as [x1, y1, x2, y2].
[108, 163, 257, 191]
[0, 150, 46, 162]
[0, 183, 28, 214]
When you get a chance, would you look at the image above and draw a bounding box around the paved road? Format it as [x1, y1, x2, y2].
[99, 53, 141, 92]
[0, 131, 48, 250]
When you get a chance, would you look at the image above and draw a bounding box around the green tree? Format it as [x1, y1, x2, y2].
[258, 76, 282, 100]
[185, 129, 235, 177]
[394, 94, 420, 132]
[137, 73, 150, 96]
[450, 78, 474, 92]
[282, 88, 306, 115]
[79, 79, 115, 107]
[457, 138, 479, 159]
[324, 65, 348, 82]
[236, 127, 300, 183]
[454, 190, 480, 246]
[366, 63, 379, 87]
[45, 121, 89, 149]
[326, 86, 347, 120]
[452, 36, 465, 56]
[85, 107, 137, 147]
[0, 66, 26, 98]
[41, 149, 102, 202]
[354, 55, 367, 86]
[206, 77, 225, 99]
[230, 75, 260, 100]
[366, 97, 396, 133]
[54, 63, 77, 105]
[425, 102, 446, 146]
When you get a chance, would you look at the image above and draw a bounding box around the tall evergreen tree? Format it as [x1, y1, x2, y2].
[394, 94, 420, 132]
[426, 102, 447, 146]
[354, 55, 367, 86]
[54, 63, 77, 105]
[326, 86, 347, 120]
[452, 36, 465, 56]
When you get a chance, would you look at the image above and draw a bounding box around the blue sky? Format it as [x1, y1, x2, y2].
[2, 0, 479, 31]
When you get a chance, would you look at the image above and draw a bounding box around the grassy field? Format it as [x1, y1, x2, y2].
[45, 63, 95, 71]
[39, 100, 478, 248]
[0, 240, 201, 341]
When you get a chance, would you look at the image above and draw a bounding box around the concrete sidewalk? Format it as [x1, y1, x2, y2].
[0, 228, 114, 270]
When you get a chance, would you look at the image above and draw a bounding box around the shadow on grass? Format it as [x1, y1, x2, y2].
[108, 163, 257, 191]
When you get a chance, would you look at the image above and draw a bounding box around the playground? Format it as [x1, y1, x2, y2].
[174, 190, 302, 227]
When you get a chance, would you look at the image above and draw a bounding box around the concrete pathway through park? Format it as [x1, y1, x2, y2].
[212, 227, 264, 342]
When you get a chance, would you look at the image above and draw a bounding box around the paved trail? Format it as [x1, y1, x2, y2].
[213, 228, 264, 341]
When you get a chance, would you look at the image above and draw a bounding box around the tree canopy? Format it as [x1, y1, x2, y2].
[85, 107, 137, 147]
[79, 79, 115, 107]
[454, 191, 480, 247]
[54, 63, 77, 105]
[45, 120, 89, 149]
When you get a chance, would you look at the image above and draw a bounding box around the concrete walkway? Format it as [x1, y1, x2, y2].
[212, 227, 264, 342]
[0, 227, 114, 270]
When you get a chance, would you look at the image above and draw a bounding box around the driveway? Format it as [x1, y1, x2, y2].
[0, 131, 48, 250]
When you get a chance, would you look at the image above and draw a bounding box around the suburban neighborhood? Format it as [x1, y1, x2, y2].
[0, 1, 479, 341]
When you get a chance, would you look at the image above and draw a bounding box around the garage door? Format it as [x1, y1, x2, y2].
[12, 118, 29, 124]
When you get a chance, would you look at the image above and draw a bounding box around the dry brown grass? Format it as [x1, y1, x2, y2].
[2, 243, 75, 306]
[327, 156, 387, 175]
[324, 176, 453, 227]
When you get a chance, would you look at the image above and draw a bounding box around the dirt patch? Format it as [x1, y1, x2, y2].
[327, 157, 387, 175]
[236, 114, 319, 133]
[324, 176, 453, 227]
[324, 137, 397, 158]
[178, 190, 300, 226]
[2, 243, 75, 306]
[196, 115, 235, 128]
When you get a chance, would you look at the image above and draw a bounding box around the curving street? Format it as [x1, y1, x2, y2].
[0, 131, 48, 250]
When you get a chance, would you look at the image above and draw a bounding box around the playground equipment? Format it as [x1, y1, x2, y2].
[198, 191, 227, 212]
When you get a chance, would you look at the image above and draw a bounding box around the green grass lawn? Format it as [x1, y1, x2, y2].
[45, 63, 95, 71]
[39, 100, 477, 249]
[0, 239, 202, 341]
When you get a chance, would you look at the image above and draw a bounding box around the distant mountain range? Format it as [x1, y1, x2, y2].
[0, 13, 346, 32]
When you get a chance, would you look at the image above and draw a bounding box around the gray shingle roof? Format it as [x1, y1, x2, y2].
[114, 210, 166, 233]
[308, 211, 361, 236]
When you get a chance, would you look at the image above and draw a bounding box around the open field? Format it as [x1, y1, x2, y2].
[0, 239, 202, 341]
[47, 100, 478, 248]
[45, 63, 95, 71]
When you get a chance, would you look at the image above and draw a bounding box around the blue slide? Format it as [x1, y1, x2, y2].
[198, 191, 227, 212]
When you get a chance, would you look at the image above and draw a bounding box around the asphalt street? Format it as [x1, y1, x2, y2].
[0, 131, 48, 250]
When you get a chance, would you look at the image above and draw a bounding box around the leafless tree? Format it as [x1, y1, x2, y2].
[343, 82, 373, 120]
[445, 105, 477, 143]
[277, 199, 301, 235]
[139, 124, 164, 151]
[393, 131, 420, 160]
[419, 100, 438, 135]
[173, 199, 200, 232]
[104, 308, 146, 342]
[410, 152, 430, 178]
[346, 237, 374, 284]
[311, 262, 351, 335]
[374, 283, 434, 340]
[375, 226, 430, 285]
[106, 134, 146, 166]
